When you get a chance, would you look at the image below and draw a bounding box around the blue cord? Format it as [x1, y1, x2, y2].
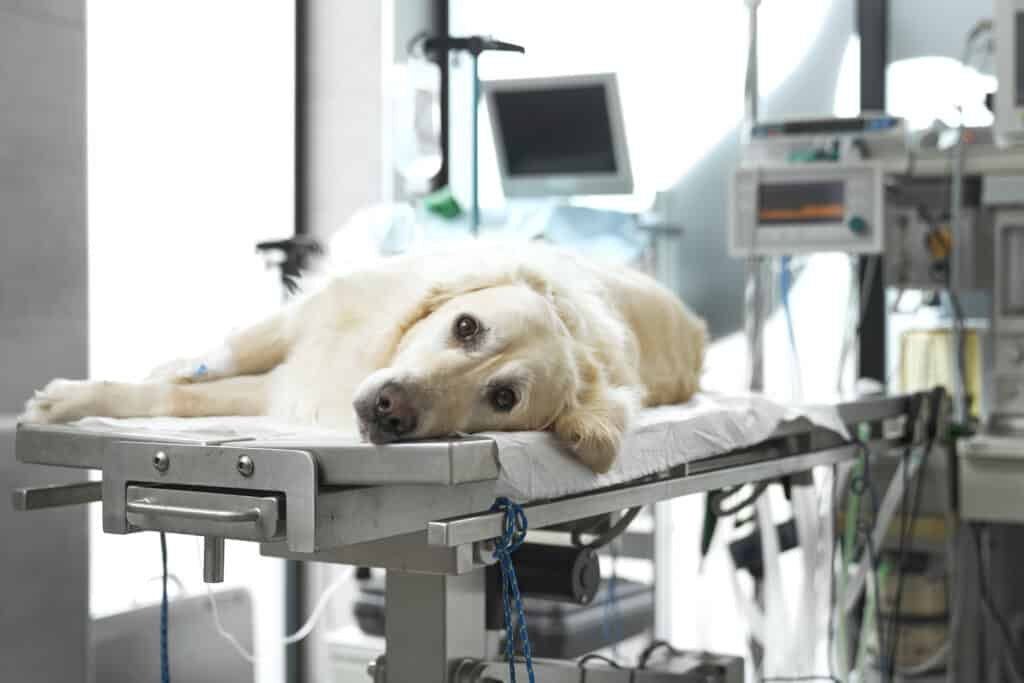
[490, 497, 535, 683]
[160, 532, 170, 683]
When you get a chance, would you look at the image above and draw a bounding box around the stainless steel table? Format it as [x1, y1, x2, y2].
[11, 393, 936, 683]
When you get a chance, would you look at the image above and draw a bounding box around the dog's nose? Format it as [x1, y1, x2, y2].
[374, 384, 417, 436]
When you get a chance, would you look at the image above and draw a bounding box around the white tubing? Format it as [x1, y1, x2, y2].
[790, 483, 821, 674]
[727, 552, 766, 644]
[197, 539, 355, 663]
[757, 492, 792, 674]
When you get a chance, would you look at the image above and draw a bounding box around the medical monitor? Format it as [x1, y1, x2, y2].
[483, 73, 633, 197]
[997, 0, 1024, 146]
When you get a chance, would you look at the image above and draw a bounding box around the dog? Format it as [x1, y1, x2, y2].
[20, 242, 706, 473]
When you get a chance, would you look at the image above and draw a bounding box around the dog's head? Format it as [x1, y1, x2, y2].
[351, 267, 639, 473]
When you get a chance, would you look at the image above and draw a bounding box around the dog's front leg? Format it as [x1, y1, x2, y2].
[147, 312, 294, 384]
[21, 375, 271, 424]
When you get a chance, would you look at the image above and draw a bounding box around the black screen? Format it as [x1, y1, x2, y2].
[1017, 13, 1024, 106]
[493, 85, 617, 176]
[758, 182, 845, 225]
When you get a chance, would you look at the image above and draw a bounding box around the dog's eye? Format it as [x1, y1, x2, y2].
[454, 314, 480, 341]
[490, 386, 518, 412]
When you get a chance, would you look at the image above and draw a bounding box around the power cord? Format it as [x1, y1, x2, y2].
[572, 507, 642, 550]
[637, 639, 685, 669]
[885, 389, 944, 681]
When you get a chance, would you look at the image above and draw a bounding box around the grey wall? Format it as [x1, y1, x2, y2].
[0, 1, 89, 681]
[300, 0, 385, 238]
[0, 419, 89, 683]
[0, 0, 89, 411]
[890, 0, 993, 62]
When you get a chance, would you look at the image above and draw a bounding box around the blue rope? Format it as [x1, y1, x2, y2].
[490, 497, 535, 683]
[160, 532, 170, 683]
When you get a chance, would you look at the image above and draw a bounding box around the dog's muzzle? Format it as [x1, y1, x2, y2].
[355, 382, 419, 443]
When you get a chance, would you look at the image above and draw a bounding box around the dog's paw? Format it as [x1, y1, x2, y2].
[20, 379, 101, 424]
[146, 357, 212, 384]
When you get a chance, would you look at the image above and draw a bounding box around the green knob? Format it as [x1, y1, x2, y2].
[848, 215, 868, 234]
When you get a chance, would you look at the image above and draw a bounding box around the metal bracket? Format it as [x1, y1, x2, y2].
[427, 445, 858, 548]
[11, 480, 101, 510]
[100, 441, 319, 553]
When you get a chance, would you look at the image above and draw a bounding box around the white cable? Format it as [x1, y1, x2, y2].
[206, 584, 259, 663]
[197, 539, 356, 662]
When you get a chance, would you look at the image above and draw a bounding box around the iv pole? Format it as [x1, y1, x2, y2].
[424, 36, 525, 236]
[743, 0, 765, 394]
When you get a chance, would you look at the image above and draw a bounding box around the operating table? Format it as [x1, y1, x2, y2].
[10, 392, 939, 682]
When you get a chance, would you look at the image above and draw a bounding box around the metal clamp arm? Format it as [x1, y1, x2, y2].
[12, 480, 102, 510]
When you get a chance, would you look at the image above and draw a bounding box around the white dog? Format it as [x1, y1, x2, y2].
[21, 242, 706, 473]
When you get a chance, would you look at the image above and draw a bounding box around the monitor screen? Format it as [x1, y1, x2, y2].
[1017, 12, 1024, 107]
[492, 85, 617, 177]
[757, 181, 846, 226]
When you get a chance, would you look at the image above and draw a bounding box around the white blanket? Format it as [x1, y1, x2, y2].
[70, 392, 847, 501]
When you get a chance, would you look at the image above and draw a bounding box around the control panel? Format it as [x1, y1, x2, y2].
[989, 209, 1024, 426]
[728, 163, 885, 256]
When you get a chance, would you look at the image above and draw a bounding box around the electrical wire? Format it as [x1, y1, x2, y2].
[578, 651, 623, 683]
[578, 653, 621, 669]
[837, 255, 880, 396]
[970, 524, 1024, 683]
[637, 640, 685, 669]
[572, 507, 642, 550]
[198, 540, 356, 663]
[838, 446, 887, 682]
[854, 448, 887, 680]
[885, 410, 940, 681]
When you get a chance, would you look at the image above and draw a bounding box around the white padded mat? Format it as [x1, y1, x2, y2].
[69, 392, 847, 500]
[485, 392, 847, 499]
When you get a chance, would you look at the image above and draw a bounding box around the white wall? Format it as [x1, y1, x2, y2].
[300, 0, 387, 239]
[87, 3, 294, 682]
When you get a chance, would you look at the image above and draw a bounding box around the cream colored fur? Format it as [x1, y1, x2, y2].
[21, 242, 707, 473]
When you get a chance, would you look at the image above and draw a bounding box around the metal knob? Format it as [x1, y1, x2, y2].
[236, 455, 254, 477]
[153, 451, 169, 472]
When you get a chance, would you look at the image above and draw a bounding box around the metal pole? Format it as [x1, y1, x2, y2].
[745, 259, 765, 392]
[383, 570, 487, 683]
[856, 0, 888, 386]
[949, 127, 969, 425]
[470, 52, 480, 237]
[203, 536, 225, 584]
[743, 0, 764, 393]
[744, 0, 760, 133]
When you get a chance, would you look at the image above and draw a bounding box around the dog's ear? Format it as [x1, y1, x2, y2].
[552, 346, 637, 474]
[553, 384, 636, 474]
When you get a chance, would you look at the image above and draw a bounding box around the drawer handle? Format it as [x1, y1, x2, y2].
[126, 499, 262, 523]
